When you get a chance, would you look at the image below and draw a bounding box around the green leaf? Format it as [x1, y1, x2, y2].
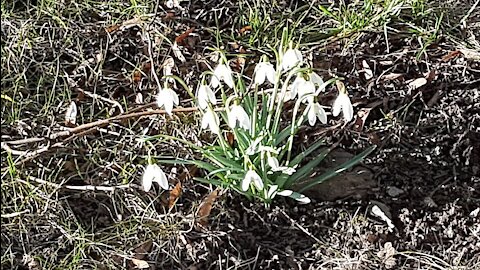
[289, 137, 326, 167]
[274, 124, 293, 146]
[284, 146, 333, 187]
[298, 145, 377, 192]
[206, 152, 242, 170]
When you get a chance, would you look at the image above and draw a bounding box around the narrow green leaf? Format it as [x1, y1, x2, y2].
[289, 137, 326, 167]
[298, 145, 376, 192]
[284, 146, 332, 187]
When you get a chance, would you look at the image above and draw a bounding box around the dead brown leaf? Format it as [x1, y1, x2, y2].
[168, 181, 182, 209]
[239, 25, 252, 35]
[133, 240, 153, 260]
[196, 188, 220, 228]
[441, 50, 461, 62]
[175, 27, 195, 45]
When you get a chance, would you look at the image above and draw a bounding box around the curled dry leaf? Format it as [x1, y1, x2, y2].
[131, 258, 150, 269]
[441, 50, 461, 62]
[172, 42, 186, 63]
[196, 188, 220, 228]
[65, 101, 77, 127]
[381, 73, 403, 81]
[133, 240, 153, 260]
[168, 181, 182, 209]
[377, 242, 397, 269]
[371, 204, 395, 232]
[175, 27, 195, 46]
[362, 60, 373, 80]
[407, 77, 427, 90]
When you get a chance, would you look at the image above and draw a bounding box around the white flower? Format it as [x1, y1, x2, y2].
[211, 64, 234, 88]
[310, 72, 325, 92]
[278, 190, 311, 203]
[265, 185, 279, 199]
[242, 169, 264, 191]
[156, 87, 179, 115]
[201, 108, 220, 135]
[306, 101, 327, 126]
[197, 84, 217, 109]
[332, 92, 354, 122]
[142, 164, 169, 192]
[246, 137, 263, 155]
[291, 75, 315, 101]
[254, 62, 275, 85]
[228, 104, 251, 131]
[267, 156, 296, 175]
[282, 48, 303, 71]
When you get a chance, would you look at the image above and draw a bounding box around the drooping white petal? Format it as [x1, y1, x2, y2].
[201, 109, 220, 135]
[282, 48, 303, 71]
[267, 156, 280, 170]
[290, 75, 304, 99]
[254, 62, 276, 85]
[228, 104, 251, 131]
[332, 92, 353, 122]
[310, 71, 324, 86]
[242, 169, 263, 191]
[277, 190, 293, 196]
[298, 80, 316, 102]
[156, 87, 179, 115]
[211, 64, 234, 88]
[142, 164, 169, 192]
[197, 85, 216, 109]
[307, 102, 327, 126]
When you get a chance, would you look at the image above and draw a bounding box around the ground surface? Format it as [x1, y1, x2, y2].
[1, 0, 479, 269]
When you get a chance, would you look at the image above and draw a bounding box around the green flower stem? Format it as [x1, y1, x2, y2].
[285, 94, 308, 163]
[251, 84, 259, 137]
[271, 69, 297, 138]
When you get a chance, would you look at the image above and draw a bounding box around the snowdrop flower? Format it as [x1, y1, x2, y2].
[282, 48, 303, 71]
[291, 75, 315, 101]
[201, 108, 220, 135]
[309, 72, 325, 92]
[306, 101, 327, 126]
[211, 63, 234, 88]
[265, 184, 280, 200]
[267, 156, 296, 175]
[332, 91, 354, 122]
[242, 169, 264, 191]
[246, 136, 264, 155]
[254, 62, 275, 85]
[228, 104, 251, 131]
[142, 164, 169, 192]
[197, 84, 217, 109]
[156, 87, 179, 115]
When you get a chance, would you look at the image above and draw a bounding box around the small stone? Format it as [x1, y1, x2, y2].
[470, 208, 479, 218]
[386, 186, 404, 197]
[423, 196, 438, 208]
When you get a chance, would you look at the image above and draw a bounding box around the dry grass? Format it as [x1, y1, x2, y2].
[1, 0, 478, 269]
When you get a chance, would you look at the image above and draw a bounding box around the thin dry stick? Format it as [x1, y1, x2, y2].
[49, 107, 199, 139]
[20, 176, 131, 192]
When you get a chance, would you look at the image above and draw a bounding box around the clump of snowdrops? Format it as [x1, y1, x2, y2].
[142, 31, 375, 205]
